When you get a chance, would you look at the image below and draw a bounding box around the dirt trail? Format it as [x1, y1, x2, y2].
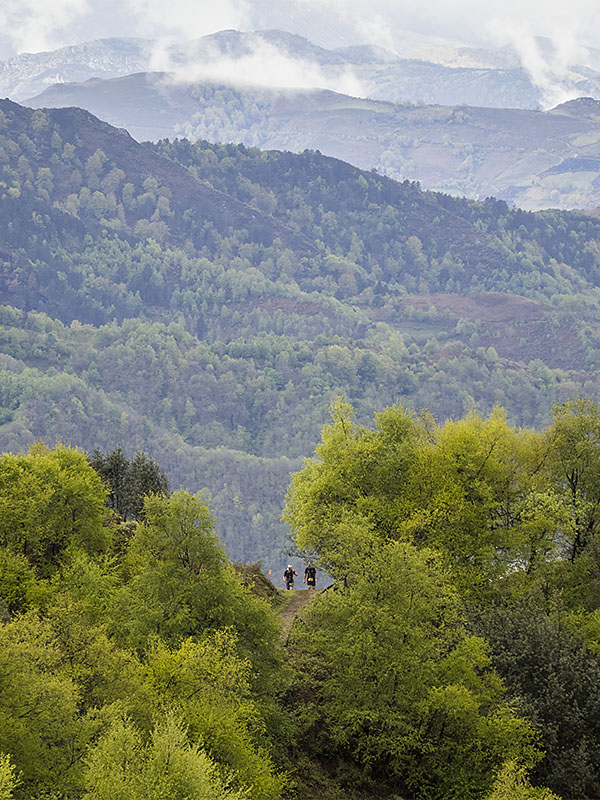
[278, 590, 319, 644]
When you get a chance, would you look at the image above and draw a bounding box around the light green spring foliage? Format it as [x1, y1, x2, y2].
[285, 399, 574, 595]
[0, 755, 19, 800]
[485, 761, 561, 800]
[0, 449, 285, 800]
[83, 713, 245, 800]
[111, 490, 281, 681]
[283, 399, 600, 797]
[0, 612, 93, 797]
[289, 540, 538, 799]
[0, 548, 35, 616]
[546, 398, 600, 561]
[0, 443, 109, 577]
[144, 632, 284, 800]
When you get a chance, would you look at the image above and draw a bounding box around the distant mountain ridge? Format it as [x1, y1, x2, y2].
[0, 39, 151, 102]
[6, 29, 600, 110]
[27, 73, 600, 210]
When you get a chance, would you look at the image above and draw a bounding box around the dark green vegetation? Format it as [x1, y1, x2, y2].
[7, 398, 600, 798]
[5, 99, 600, 566]
[89, 447, 169, 520]
[30, 73, 600, 210]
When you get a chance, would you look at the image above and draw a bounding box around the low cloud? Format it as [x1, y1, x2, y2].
[127, 0, 251, 41]
[2, 0, 600, 113]
[487, 20, 585, 108]
[152, 38, 365, 96]
[293, 0, 600, 109]
[0, 0, 89, 55]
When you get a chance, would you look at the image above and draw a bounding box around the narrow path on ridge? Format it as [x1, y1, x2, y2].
[278, 589, 320, 644]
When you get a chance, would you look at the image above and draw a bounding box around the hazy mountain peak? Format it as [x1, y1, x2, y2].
[550, 96, 600, 119]
[333, 44, 400, 64]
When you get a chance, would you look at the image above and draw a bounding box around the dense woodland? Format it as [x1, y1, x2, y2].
[4, 100, 600, 566]
[5, 399, 600, 798]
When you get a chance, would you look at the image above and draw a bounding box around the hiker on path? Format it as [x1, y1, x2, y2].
[304, 561, 317, 590]
[283, 564, 298, 590]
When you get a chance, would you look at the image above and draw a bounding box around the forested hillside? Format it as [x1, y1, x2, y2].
[4, 99, 600, 566]
[29, 76, 600, 209]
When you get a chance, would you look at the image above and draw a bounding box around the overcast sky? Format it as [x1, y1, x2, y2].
[1, 0, 600, 60]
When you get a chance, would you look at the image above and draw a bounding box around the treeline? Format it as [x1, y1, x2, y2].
[153, 138, 600, 302]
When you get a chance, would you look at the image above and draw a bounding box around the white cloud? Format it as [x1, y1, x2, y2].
[290, 0, 600, 108]
[127, 0, 251, 41]
[0, 0, 89, 54]
[487, 18, 586, 108]
[2, 0, 600, 112]
[289, 0, 600, 50]
[156, 38, 365, 95]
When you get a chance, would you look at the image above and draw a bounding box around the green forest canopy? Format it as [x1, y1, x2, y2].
[6, 398, 600, 798]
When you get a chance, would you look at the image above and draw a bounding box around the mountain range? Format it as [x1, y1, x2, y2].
[4, 30, 600, 109]
[3, 99, 600, 566]
[27, 73, 600, 210]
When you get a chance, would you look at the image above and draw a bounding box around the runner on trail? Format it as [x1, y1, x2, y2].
[304, 561, 317, 590]
[283, 564, 298, 590]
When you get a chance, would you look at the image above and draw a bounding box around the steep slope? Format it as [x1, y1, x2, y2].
[28, 75, 600, 210]
[3, 100, 600, 569]
[0, 99, 313, 255]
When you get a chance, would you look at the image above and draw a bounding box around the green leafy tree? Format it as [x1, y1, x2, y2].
[0, 443, 109, 576]
[288, 540, 538, 800]
[83, 713, 243, 800]
[143, 632, 284, 800]
[285, 400, 563, 594]
[111, 491, 280, 675]
[0, 548, 36, 616]
[546, 398, 600, 560]
[0, 755, 19, 800]
[485, 762, 560, 800]
[0, 612, 100, 798]
[470, 600, 600, 798]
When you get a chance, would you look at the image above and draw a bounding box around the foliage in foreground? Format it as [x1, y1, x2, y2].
[5, 399, 600, 798]
[0, 444, 284, 800]
[284, 397, 600, 799]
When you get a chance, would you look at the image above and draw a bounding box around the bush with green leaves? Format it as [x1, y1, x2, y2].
[287, 539, 539, 799]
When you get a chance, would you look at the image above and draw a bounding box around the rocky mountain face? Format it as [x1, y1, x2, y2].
[0, 39, 152, 102]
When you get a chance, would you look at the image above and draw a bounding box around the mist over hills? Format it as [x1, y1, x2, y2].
[5, 29, 600, 110]
[28, 73, 600, 210]
[4, 99, 600, 565]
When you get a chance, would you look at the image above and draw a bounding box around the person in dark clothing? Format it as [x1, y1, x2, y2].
[284, 565, 298, 590]
[304, 561, 317, 590]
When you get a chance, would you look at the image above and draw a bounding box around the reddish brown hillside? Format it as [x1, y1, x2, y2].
[398, 292, 586, 370]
